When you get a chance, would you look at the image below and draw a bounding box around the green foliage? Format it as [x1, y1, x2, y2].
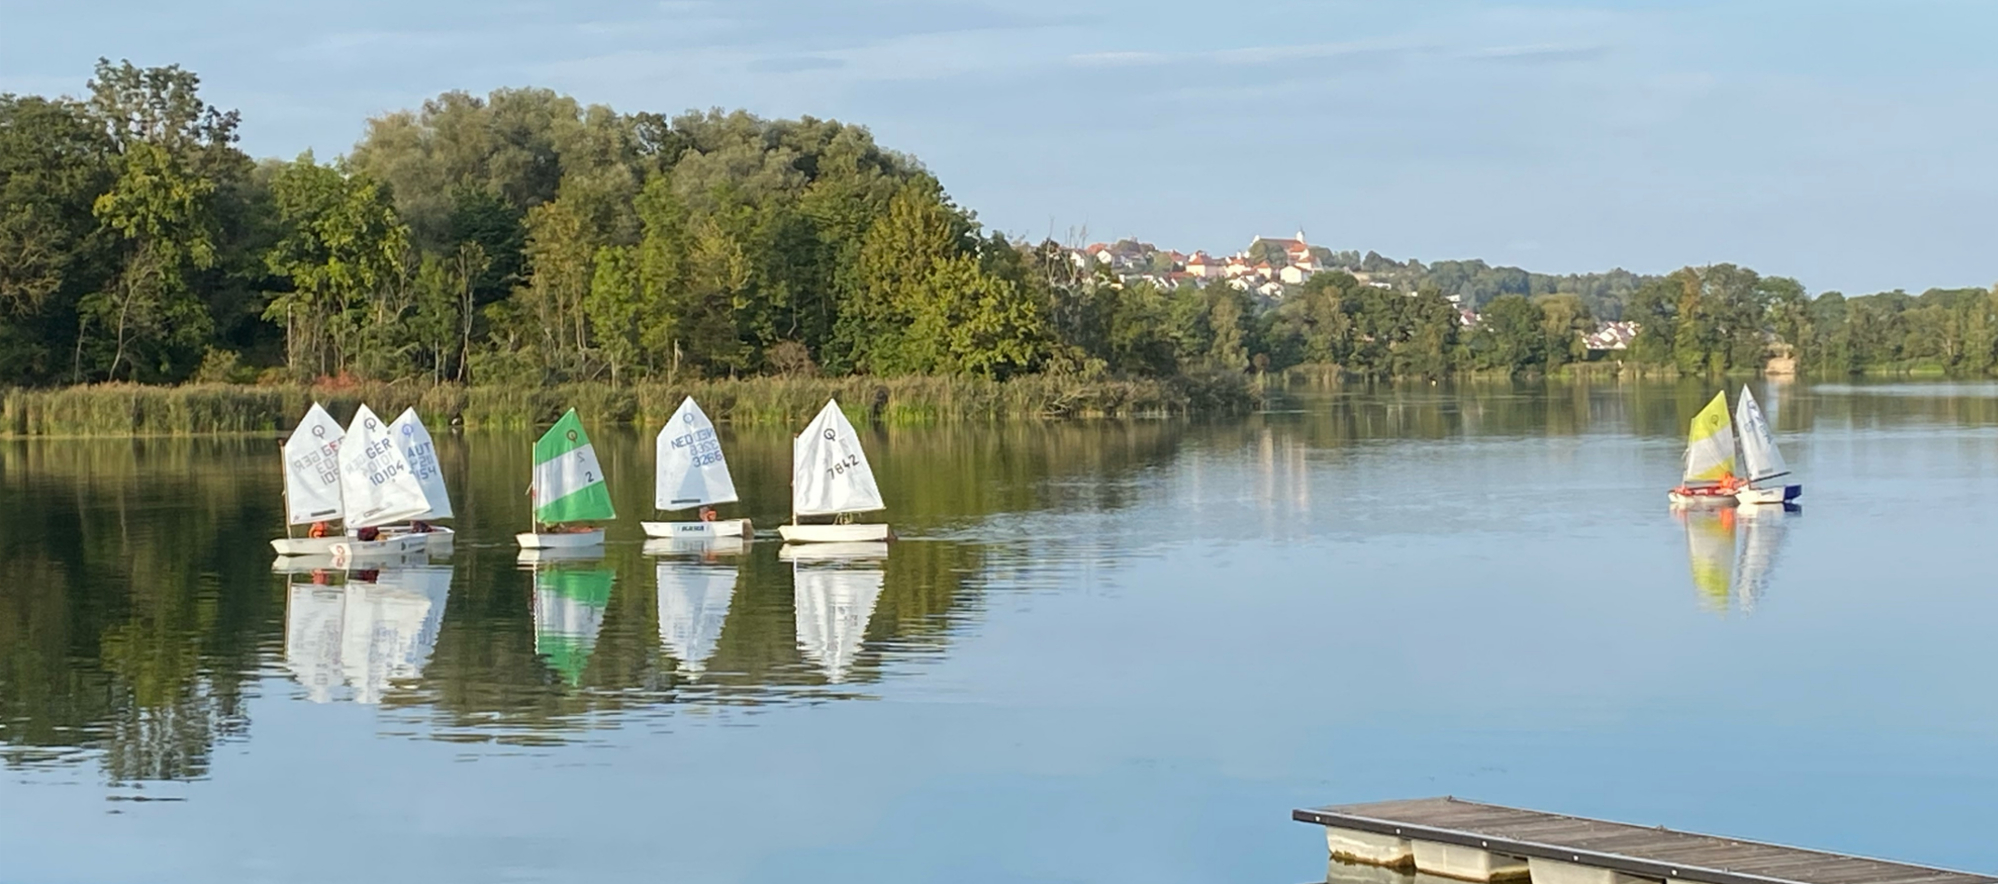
[3, 63, 1994, 390]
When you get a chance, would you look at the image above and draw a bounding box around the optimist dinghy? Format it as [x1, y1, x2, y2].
[641, 397, 750, 541]
[328, 405, 434, 560]
[272, 403, 349, 556]
[380, 408, 455, 553]
[778, 399, 892, 544]
[1668, 391, 1743, 508]
[517, 409, 615, 550]
[1732, 387, 1802, 505]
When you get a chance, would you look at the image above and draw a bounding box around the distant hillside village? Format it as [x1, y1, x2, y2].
[1068, 232, 1648, 352]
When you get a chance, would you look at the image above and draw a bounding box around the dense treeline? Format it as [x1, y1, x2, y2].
[3, 61, 1995, 388]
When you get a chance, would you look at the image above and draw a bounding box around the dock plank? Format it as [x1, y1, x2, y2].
[1295, 797, 1994, 884]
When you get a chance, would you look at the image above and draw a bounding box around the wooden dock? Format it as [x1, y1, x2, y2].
[1294, 797, 1994, 884]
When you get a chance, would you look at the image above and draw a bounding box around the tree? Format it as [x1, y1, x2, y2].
[1467, 294, 1545, 373]
[261, 154, 411, 378]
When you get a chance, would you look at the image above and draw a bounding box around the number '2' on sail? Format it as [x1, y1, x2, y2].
[532, 408, 615, 524]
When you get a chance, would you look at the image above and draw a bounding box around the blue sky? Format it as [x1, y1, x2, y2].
[2, 0, 1993, 294]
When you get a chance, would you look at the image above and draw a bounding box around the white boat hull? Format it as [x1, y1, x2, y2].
[777, 541, 889, 562]
[380, 524, 456, 554]
[328, 532, 432, 561]
[641, 519, 750, 539]
[643, 536, 748, 557]
[272, 536, 343, 556]
[1736, 484, 1802, 505]
[516, 529, 606, 550]
[778, 523, 892, 544]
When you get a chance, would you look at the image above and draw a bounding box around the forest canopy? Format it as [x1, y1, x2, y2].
[2, 60, 1993, 387]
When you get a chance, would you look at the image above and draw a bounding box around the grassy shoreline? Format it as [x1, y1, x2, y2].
[0, 373, 1261, 437]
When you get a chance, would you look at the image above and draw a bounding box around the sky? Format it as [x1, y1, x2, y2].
[2, 0, 1993, 294]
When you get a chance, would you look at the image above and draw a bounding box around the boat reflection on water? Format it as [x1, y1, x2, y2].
[529, 562, 616, 687]
[654, 545, 742, 680]
[783, 542, 888, 684]
[281, 566, 453, 704]
[1677, 504, 1798, 614]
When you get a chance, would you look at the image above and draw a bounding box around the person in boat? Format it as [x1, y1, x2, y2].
[357, 525, 380, 542]
[308, 521, 331, 538]
[699, 506, 716, 522]
[410, 519, 432, 534]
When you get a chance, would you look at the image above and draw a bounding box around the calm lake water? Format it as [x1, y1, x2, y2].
[4, 379, 1998, 883]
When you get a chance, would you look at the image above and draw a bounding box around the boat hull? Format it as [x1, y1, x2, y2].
[777, 541, 889, 562]
[516, 529, 606, 550]
[379, 525, 456, 554]
[641, 518, 750, 539]
[327, 532, 432, 561]
[1667, 488, 1738, 508]
[778, 523, 892, 544]
[1737, 484, 1802, 505]
[271, 536, 343, 556]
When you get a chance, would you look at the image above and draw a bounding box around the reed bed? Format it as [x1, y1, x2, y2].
[0, 373, 1259, 437]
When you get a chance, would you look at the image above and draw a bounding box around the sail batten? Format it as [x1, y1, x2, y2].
[389, 408, 453, 520]
[282, 403, 347, 526]
[337, 404, 431, 528]
[655, 397, 738, 511]
[1682, 391, 1737, 484]
[532, 409, 615, 524]
[1734, 386, 1789, 483]
[792, 399, 884, 517]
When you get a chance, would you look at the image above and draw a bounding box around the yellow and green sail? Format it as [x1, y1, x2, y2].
[532, 409, 616, 524]
[1682, 391, 1737, 484]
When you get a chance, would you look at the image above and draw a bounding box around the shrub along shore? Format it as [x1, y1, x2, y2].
[0, 373, 1261, 437]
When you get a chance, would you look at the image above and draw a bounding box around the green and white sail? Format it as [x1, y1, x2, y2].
[532, 408, 615, 524]
[532, 566, 615, 686]
[1682, 391, 1736, 484]
[389, 407, 452, 520]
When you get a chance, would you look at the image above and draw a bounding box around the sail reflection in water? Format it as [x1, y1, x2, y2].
[786, 543, 888, 684]
[1678, 506, 1796, 613]
[531, 565, 616, 686]
[282, 567, 452, 703]
[654, 543, 742, 679]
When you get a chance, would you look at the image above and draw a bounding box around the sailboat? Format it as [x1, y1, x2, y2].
[641, 397, 750, 540]
[273, 403, 350, 556]
[530, 563, 615, 687]
[328, 405, 433, 560]
[280, 565, 451, 703]
[1732, 387, 1802, 505]
[383, 408, 456, 553]
[517, 408, 615, 550]
[656, 555, 739, 679]
[786, 542, 887, 683]
[1677, 505, 1794, 614]
[778, 399, 891, 543]
[1667, 391, 1743, 507]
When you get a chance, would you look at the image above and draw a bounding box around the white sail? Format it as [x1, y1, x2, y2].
[793, 562, 884, 683]
[338, 573, 440, 705]
[656, 560, 738, 677]
[1734, 386, 1789, 483]
[284, 584, 347, 703]
[1732, 508, 1791, 614]
[656, 397, 739, 511]
[337, 404, 431, 528]
[792, 399, 884, 517]
[283, 403, 347, 526]
[389, 408, 453, 520]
